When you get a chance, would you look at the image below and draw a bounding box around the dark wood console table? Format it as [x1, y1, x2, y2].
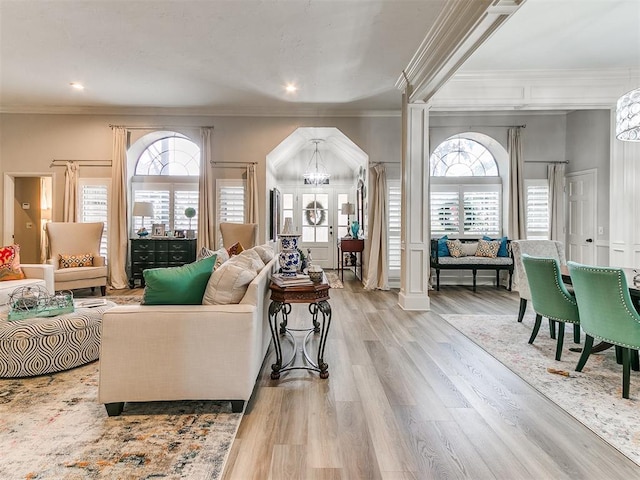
[337, 238, 364, 281]
[268, 279, 332, 379]
[129, 238, 196, 288]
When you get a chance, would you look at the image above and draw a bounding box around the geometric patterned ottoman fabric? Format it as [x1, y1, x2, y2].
[0, 301, 115, 378]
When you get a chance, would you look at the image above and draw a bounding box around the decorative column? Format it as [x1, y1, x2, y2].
[398, 93, 431, 311]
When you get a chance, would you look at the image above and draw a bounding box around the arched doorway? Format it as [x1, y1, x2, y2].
[266, 127, 368, 269]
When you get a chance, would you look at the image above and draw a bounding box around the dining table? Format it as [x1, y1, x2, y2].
[561, 265, 640, 353]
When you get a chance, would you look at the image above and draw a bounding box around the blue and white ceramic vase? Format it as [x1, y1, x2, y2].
[279, 234, 301, 277]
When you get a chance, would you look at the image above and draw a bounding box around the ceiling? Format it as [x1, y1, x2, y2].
[0, 0, 638, 115]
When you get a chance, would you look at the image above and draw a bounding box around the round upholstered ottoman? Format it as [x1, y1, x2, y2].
[0, 301, 115, 378]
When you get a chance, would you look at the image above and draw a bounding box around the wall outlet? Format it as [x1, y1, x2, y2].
[598, 226, 604, 235]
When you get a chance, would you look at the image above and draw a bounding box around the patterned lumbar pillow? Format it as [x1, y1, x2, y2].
[446, 239, 465, 258]
[0, 244, 25, 281]
[476, 239, 500, 258]
[226, 242, 245, 257]
[59, 253, 94, 268]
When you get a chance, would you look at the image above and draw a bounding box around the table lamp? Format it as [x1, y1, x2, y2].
[133, 201, 154, 236]
[341, 202, 355, 237]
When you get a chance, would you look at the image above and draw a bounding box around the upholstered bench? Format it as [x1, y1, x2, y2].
[430, 238, 514, 292]
[0, 301, 115, 377]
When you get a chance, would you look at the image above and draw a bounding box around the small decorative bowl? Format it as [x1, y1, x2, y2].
[309, 270, 324, 283]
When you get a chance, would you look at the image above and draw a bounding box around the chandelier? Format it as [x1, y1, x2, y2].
[616, 87, 640, 141]
[303, 139, 330, 185]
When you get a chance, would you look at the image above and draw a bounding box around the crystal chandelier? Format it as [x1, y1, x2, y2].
[303, 139, 330, 185]
[616, 87, 640, 141]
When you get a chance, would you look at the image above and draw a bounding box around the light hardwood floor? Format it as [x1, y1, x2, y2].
[222, 275, 640, 479]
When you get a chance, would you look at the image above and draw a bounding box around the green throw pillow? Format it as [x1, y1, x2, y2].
[142, 255, 217, 305]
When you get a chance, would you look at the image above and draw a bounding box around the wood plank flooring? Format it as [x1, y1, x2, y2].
[222, 277, 640, 479]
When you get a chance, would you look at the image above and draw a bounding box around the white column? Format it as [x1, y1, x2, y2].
[398, 95, 430, 311]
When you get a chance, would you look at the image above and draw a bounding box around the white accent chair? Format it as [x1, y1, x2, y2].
[511, 240, 567, 322]
[219, 223, 258, 249]
[45, 222, 108, 295]
[0, 264, 54, 308]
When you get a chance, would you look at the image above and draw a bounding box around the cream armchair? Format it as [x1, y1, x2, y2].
[45, 222, 108, 295]
[220, 222, 258, 249]
[512, 240, 566, 322]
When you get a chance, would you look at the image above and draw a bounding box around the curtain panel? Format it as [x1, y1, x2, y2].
[548, 163, 566, 241]
[508, 127, 526, 240]
[63, 161, 78, 222]
[198, 128, 216, 250]
[108, 127, 129, 289]
[364, 164, 389, 290]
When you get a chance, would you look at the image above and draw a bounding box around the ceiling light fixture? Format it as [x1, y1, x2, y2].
[616, 87, 640, 141]
[285, 83, 297, 93]
[70, 82, 85, 90]
[303, 139, 330, 185]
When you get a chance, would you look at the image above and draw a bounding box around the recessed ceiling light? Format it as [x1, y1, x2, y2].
[285, 83, 297, 93]
[70, 82, 84, 90]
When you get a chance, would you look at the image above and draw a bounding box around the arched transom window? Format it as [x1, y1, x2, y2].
[430, 135, 501, 237]
[132, 134, 200, 236]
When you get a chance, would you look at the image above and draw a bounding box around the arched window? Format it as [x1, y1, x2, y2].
[131, 133, 200, 235]
[430, 136, 501, 237]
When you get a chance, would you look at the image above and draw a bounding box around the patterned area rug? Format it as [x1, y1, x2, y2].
[0, 361, 241, 479]
[325, 271, 344, 289]
[441, 313, 640, 466]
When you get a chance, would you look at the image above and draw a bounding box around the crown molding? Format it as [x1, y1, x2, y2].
[430, 68, 640, 111]
[0, 104, 401, 118]
[396, 0, 525, 103]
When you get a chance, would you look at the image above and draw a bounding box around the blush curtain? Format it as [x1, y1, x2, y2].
[108, 127, 129, 289]
[548, 163, 566, 241]
[246, 164, 259, 224]
[63, 161, 78, 222]
[198, 128, 216, 250]
[364, 164, 389, 290]
[508, 127, 526, 240]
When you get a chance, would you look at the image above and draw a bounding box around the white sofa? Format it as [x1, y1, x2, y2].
[0, 264, 55, 308]
[98, 257, 275, 416]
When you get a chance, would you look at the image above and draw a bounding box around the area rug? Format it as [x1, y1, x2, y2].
[0, 361, 241, 479]
[325, 271, 344, 289]
[441, 313, 640, 466]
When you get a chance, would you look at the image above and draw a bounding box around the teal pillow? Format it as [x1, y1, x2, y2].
[437, 235, 450, 257]
[143, 255, 217, 305]
[483, 235, 508, 257]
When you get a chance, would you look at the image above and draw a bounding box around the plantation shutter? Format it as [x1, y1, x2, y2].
[526, 181, 550, 239]
[430, 189, 460, 237]
[216, 180, 246, 247]
[387, 182, 401, 269]
[79, 180, 109, 259]
[463, 189, 500, 236]
[174, 189, 199, 232]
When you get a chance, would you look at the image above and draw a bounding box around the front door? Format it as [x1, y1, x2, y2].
[280, 187, 352, 269]
[566, 169, 596, 264]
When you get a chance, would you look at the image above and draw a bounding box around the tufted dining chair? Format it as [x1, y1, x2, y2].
[219, 223, 258, 250]
[568, 261, 640, 399]
[45, 222, 107, 295]
[522, 254, 580, 361]
[512, 240, 567, 323]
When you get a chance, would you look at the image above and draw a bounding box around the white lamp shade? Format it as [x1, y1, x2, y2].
[341, 203, 355, 215]
[616, 87, 640, 141]
[133, 201, 154, 217]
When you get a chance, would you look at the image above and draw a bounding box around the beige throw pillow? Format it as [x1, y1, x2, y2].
[252, 244, 275, 264]
[228, 249, 265, 272]
[446, 239, 465, 258]
[460, 242, 478, 257]
[202, 262, 258, 305]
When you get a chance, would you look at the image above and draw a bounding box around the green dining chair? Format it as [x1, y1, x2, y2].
[568, 261, 640, 399]
[522, 254, 580, 361]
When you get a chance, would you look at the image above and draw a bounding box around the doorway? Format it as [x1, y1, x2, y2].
[566, 169, 597, 264]
[3, 173, 54, 263]
[279, 186, 352, 269]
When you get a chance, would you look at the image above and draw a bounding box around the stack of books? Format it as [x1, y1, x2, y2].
[272, 273, 313, 287]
